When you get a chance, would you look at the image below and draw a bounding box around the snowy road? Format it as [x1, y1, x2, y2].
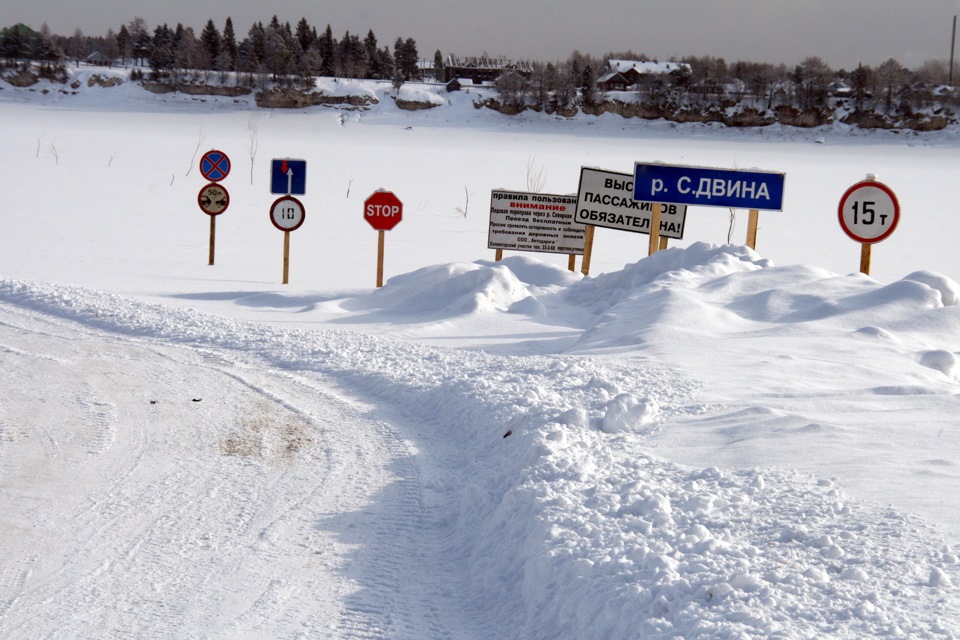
[2, 267, 959, 638]
[3, 73, 960, 634]
[0, 302, 477, 639]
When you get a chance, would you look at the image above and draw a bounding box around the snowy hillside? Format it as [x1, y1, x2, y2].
[1, 69, 959, 638]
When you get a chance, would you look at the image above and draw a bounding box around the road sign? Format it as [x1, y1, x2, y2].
[271, 159, 307, 195]
[270, 195, 306, 232]
[488, 190, 585, 255]
[200, 150, 231, 182]
[364, 190, 403, 231]
[576, 167, 687, 238]
[198, 183, 229, 216]
[634, 163, 785, 211]
[838, 179, 900, 244]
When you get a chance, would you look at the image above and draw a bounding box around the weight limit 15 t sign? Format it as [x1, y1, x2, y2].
[838, 180, 900, 244]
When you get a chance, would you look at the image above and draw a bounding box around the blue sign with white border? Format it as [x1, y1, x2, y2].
[634, 163, 785, 211]
[271, 159, 307, 195]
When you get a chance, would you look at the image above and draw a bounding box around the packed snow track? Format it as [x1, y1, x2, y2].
[0, 301, 477, 638]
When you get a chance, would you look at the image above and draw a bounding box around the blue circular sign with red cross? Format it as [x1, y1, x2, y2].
[200, 150, 231, 182]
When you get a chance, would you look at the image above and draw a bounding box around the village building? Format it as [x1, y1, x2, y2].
[597, 59, 692, 92]
[83, 51, 110, 66]
[442, 56, 532, 85]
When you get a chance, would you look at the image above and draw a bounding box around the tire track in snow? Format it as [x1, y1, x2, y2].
[0, 307, 466, 638]
[0, 308, 352, 636]
[0, 554, 37, 620]
[251, 369, 468, 640]
[74, 391, 117, 456]
[333, 420, 435, 639]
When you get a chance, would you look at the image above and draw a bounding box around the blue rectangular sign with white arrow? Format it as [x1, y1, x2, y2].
[271, 159, 307, 195]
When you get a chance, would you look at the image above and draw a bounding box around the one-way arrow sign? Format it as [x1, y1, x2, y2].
[271, 159, 307, 195]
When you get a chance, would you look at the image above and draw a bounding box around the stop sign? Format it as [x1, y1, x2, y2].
[364, 190, 403, 231]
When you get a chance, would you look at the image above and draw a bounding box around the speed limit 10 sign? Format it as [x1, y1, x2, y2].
[270, 195, 306, 232]
[838, 179, 900, 244]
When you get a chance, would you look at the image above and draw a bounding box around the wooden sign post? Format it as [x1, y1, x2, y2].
[197, 150, 231, 266]
[197, 182, 229, 265]
[269, 195, 306, 284]
[648, 203, 662, 255]
[860, 243, 872, 275]
[746, 209, 760, 250]
[377, 230, 386, 288]
[580, 225, 596, 275]
[282, 231, 291, 284]
[209, 217, 216, 265]
[364, 190, 403, 288]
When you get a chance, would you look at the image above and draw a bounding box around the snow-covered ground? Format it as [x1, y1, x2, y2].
[1, 68, 959, 638]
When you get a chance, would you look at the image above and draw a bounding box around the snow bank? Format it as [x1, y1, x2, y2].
[397, 84, 446, 106]
[3, 259, 957, 638]
[343, 256, 580, 319]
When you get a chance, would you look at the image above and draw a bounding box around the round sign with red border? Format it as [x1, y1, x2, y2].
[364, 190, 403, 231]
[838, 180, 900, 244]
[198, 183, 230, 216]
[270, 195, 306, 232]
[200, 149, 231, 182]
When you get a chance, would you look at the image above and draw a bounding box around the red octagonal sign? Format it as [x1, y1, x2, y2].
[364, 190, 403, 231]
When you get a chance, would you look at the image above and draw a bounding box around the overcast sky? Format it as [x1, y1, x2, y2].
[3, 0, 960, 70]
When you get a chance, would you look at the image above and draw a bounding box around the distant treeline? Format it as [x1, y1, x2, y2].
[0, 17, 421, 87]
[2, 17, 957, 125]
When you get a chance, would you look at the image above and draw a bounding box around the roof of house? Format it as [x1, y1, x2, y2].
[597, 71, 630, 84]
[607, 59, 691, 75]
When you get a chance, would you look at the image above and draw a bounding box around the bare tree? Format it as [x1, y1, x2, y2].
[455, 186, 470, 217]
[526, 156, 546, 192]
[799, 56, 832, 109]
[103, 28, 119, 67]
[246, 117, 259, 185]
[70, 28, 85, 67]
[876, 58, 906, 112]
[186, 128, 205, 176]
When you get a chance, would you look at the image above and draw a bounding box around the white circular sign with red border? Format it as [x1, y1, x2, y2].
[198, 183, 229, 216]
[837, 180, 900, 244]
[270, 195, 306, 232]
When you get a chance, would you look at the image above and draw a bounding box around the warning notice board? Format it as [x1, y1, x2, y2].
[576, 167, 687, 239]
[487, 190, 586, 255]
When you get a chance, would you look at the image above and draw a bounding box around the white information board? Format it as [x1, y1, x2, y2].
[488, 190, 586, 255]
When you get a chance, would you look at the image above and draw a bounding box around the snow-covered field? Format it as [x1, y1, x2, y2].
[1, 69, 959, 638]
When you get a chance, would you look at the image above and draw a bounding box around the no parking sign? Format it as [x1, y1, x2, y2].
[200, 150, 231, 182]
[197, 150, 231, 266]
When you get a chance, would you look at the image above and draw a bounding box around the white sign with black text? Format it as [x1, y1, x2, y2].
[576, 167, 687, 239]
[487, 190, 586, 255]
